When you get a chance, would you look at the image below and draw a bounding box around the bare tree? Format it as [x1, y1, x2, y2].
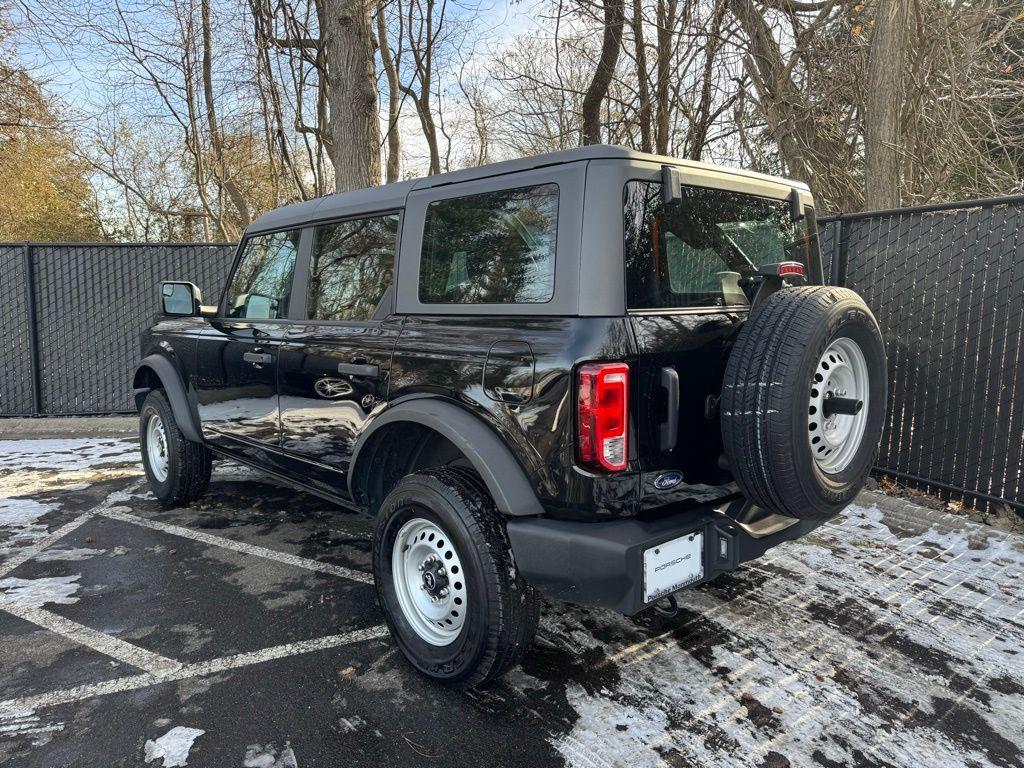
[376, 0, 402, 182]
[581, 0, 625, 144]
[863, 0, 912, 209]
[321, 0, 381, 190]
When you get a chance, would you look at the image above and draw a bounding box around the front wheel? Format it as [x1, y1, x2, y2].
[139, 390, 212, 506]
[373, 468, 540, 688]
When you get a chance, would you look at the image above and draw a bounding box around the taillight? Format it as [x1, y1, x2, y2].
[577, 362, 629, 472]
[778, 261, 805, 278]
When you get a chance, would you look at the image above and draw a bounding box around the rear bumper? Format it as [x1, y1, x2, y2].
[506, 501, 823, 616]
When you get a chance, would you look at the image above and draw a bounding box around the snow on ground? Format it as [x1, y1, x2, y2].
[0, 498, 56, 560]
[0, 433, 1021, 767]
[0, 575, 81, 608]
[0, 437, 141, 496]
[535, 499, 1024, 768]
[143, 726, 205, 767]
[0, 439, 140, 472]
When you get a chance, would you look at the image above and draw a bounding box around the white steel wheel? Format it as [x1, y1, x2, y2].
[146, 413, 170, 482]
[808, 337, 870, 473]
[391, 517, 468, 647]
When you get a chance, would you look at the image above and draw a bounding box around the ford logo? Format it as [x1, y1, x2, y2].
[654, 471, 683, 490]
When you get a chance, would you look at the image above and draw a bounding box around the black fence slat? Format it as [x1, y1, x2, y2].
[1, 242, 236, 417]
[817, 196, 1023, 512]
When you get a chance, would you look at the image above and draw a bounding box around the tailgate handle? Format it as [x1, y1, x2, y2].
[659, 367, 679, 452]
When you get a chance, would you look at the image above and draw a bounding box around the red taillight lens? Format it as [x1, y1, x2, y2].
[577, 362, 629, 472]
[778, 261, 805, 278]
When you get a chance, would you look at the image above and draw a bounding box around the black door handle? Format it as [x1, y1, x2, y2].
[659, 367, 679, 452]
[243, 352, 272, 365]
[337, 362, 379, 379]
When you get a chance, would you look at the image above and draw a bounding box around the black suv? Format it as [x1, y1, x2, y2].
[134, 146, 886, 687]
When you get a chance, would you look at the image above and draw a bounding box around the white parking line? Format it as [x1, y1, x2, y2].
[0, 480, 149, 582]
[98, 507, 374, 585]
[0, 603, 181, 677]
[0, 514, 94, 580]
[0, 625, 388, 716]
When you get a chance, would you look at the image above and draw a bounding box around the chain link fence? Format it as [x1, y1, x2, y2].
[0, 243, 237, 418]
[820, 195, 1024, 512]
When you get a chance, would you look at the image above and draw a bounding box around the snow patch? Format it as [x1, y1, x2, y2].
[244, 742, 299, 768]
[144, 726, 205, 767]
[0, 575, 81, 607]
[0, 497, 55, 559]
[0, 439, 140, 471]
[34, 547, 105, 562]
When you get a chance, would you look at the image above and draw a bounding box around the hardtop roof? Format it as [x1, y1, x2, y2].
[245, 145, 810, 234]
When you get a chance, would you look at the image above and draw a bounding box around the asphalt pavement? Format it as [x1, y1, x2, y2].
[0, 431, 1021, 768]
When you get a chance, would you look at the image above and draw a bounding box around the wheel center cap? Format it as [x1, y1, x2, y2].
[420, 558, 449, 598]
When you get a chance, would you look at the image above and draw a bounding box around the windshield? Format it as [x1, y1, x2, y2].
[623, 181, 817, 310]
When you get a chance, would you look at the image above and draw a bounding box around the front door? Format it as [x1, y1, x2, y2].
[194, 228, 302, 450]
[278, 212, 401, 480]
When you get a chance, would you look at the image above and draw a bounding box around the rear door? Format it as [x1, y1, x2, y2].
[194, 229, 303, 449]
[277, 212, 402, 480]
[622, 178, 819, 498]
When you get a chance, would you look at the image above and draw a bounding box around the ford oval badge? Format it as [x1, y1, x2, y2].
[654, 471, 683, 490]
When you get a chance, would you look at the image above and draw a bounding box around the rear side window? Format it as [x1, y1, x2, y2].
[623, 181, 814, 310]
[224, 230, 300, 319]
[307, 214, 399, 321]
[419, 184, 558, 304]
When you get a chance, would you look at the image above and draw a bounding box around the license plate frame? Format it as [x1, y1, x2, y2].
[643, 532, 704, 603]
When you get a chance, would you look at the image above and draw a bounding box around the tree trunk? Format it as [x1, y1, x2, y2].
[376, 1, 401, 183]
[201, 0, 249, 234]
[685, 0, 726, 160]
[864, 0, 911, 210]
[630, 0, 652, 153]
[581, 0, 625, 145]
[321, 0, 381, 192]
[654, 0, 677, 154]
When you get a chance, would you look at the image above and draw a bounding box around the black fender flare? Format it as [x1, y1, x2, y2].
[132, 354, 203, 443]
[348, 398, 545, 517]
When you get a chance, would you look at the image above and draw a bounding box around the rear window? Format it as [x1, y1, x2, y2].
[623, 181, 815, 310]
[419, 184, 558, 304]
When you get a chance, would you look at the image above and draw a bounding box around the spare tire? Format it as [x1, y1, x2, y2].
[721, 286, 887, 520]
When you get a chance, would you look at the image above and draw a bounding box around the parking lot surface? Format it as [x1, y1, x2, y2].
[0, 434, 1022, 768]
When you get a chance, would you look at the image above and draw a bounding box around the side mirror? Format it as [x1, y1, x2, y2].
[160, 281, 203, 317]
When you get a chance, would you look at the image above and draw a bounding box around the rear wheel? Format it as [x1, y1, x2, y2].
[721, 286, 887, 520]
[373, 467, 540, 688]
[139, 390, 212, 506]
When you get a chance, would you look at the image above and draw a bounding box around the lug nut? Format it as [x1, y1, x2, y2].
[440, 588, 449, 598]
[437, 567, 446, 576]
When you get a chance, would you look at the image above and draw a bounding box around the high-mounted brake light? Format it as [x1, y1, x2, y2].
[577, 362, 629, 472]
[777, 261, 805, 278]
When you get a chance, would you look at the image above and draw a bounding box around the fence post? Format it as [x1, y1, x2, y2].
[829, 217, 844, 286]
[22, 242, 43, 416]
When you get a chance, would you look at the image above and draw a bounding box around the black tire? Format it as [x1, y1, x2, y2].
[721, 286, 887, 520]
[139, 390, 212, 507]
[373, 467, 540, 688]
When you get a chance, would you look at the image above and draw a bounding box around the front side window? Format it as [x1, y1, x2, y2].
[419, 184, 558, 304]
[623, 181, 815, 310]
[224, 230, 300, 319]
[307, 214, 399, 322]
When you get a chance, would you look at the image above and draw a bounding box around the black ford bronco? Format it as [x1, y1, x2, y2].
[134, 146, 886, 687]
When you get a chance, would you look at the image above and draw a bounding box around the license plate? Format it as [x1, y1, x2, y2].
[643, 532, 704, 603]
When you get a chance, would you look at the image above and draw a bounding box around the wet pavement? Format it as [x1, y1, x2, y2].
[0, 435, 1022, 768]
